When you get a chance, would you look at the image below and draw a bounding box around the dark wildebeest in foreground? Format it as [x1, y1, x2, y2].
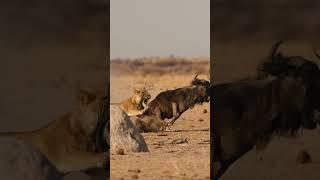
[257, 41, 320, 122]
[211, 72, 317, 179]
[133, 75, 210, 132]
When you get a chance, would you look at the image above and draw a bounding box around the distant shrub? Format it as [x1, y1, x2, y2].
[110, 56, 209, 76]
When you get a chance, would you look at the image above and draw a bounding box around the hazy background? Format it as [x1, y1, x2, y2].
[111, 0, 210, 59]
[213, 0, 320, 43]
[0, 0, 108, 132]
[211, 0, 320, 82]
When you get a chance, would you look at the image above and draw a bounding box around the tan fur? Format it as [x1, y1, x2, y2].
[118, 87, 151, 116]
[0, 89, 107, 174]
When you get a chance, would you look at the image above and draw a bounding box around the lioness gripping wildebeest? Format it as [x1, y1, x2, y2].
[133, 74, 210, 132]
[211, 71, 317, 179]
[111, 86, 151, 116]
[0, 88, 108, 176]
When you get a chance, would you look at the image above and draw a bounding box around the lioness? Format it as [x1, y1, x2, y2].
[111, 87, 151, 116]
[0, 88, 108, 175]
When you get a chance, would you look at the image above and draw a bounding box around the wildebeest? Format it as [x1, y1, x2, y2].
[257, 40, 320, 114]
[211, 71, 317, 179]
[134, 75, 210, 132]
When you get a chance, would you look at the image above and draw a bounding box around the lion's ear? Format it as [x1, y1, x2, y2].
[78, 89, 97, 105]
[133, 88, 140, 95]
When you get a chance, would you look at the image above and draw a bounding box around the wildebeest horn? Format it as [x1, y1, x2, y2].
[269, 40, 283, 60]
[313, 48, 320, 61]
[194, 73, 199, 80]
[312, 47, 320, 69]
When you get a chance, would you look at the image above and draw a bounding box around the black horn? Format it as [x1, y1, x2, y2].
[269, 40, 283, 60]
[311, 47, 320, 70]
[194, 73, 199, 80]
[313, 48, 320, 61]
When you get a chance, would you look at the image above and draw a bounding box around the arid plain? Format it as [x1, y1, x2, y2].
[110, 58, 210, 180]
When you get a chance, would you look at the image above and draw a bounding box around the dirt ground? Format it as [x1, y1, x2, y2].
[110, 60, 210, 180]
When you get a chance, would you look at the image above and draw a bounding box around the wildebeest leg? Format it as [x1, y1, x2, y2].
[167, 113, 182, 126]
[164, 102, 182, 129]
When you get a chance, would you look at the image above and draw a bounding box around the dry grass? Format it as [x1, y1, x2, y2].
[111, 56, 209, 76]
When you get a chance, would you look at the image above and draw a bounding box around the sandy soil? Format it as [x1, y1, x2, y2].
[110, 64, 210, 180]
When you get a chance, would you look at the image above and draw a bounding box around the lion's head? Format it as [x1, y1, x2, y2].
[131, 87, 151, 109]
[75, 88, 105, 137]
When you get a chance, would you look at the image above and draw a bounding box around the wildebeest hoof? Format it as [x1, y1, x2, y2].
[161, 125, 172, 132]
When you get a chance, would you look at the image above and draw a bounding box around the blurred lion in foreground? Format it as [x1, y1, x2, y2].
[0, 88, 108, 176]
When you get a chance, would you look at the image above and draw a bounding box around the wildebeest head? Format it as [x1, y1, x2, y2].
[265, 40, 320, 76]
[259, 41, 320, 111]
[190, 74, 210, 103]
[278, 71, 306, 108]
[258, 41, 304, 77]
[191, 73, 210, 86]
[275, 71, 317, 132]
[193, 84, 208, 104]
